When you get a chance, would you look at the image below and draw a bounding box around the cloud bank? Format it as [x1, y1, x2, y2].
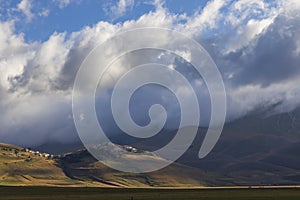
[0, 0, 300, 147]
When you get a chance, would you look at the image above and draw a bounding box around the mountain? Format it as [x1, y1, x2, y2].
[176, 109, 300, 186]
[3, 108, 300, 187]
[118, 108, 300, 186]
[59, 147, 214, 187]
[0, 143, 208, 187]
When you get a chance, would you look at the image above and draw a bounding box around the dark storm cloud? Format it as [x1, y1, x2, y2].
[227, 15, 300, 87]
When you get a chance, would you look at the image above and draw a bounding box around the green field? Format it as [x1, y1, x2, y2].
[1, 187, 300, 200]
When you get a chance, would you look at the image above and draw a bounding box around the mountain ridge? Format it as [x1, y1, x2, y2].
[0, 142, 208, 187]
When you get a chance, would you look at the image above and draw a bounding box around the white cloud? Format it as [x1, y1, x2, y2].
[214, 0, 281, 53]
[0, 21, 35, 91]
[38, 9, 50, 17]
[227, 77, 300, 121]
[52, 0, 78, 9]
[179, 0, 230, 36]
[283, 0, 300, 15]
[151, 0, 165, 10]
[103, 0, 135, 19]
[174, 50, 191, 62]
[224, 17, 275, 53]
[1, 0, 300, 146]
[17, 0, 33, 21]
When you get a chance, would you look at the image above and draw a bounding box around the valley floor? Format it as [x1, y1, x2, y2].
[1, 187, 300, 200]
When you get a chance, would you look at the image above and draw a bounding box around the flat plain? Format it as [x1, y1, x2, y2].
[1, 187, 300, 200]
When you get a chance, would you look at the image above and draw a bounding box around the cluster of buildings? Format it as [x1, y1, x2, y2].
[24, 149, 54, 159]
[1, 146, 55, 160]
[123, 145, 139, 153]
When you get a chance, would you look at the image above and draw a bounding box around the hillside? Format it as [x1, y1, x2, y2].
[0, 143, 208, 187]
[59, 147, 212, 187]
[0, 143, 103, 187]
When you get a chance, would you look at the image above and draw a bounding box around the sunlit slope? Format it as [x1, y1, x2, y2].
[0, 143, 100, 186]
[0, 143, 208, 187]
[59, 146, 208, 187]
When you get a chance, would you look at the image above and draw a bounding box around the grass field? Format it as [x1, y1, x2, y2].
[1, 187, 300, 200]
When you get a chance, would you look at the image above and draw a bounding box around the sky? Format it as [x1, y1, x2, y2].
[0, 0, 300, 147]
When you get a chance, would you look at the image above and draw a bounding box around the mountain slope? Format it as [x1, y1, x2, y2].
[0, 143, 104, 187]
[177, 109, 300, 186]
[59, 148, 210, 187]
[0, 143, 208, 187]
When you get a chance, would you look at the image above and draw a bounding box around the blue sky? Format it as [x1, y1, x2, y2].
[0, 0, 209, 42]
